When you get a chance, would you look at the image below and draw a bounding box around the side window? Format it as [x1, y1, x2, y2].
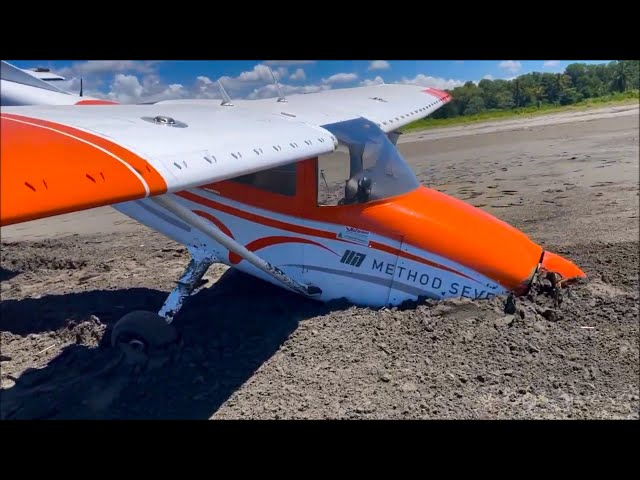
[317, 152, 351, 206]
[229, 163, 297, 197]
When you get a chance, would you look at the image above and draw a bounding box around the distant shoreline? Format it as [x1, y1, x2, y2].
[401, 96, 639, 134]
[397, 102, 639, 145]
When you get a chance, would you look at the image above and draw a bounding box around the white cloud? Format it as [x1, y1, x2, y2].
[236, 64, 281, 83]
[289, 68, 306, 81]
[264, 60, 316, 66]
[498, 60, 522, 73]
[53, 61, 163, 99]
[368, 60, 390, 71]
[322, 72, 358, 84]
[41, 61, 469, 105]
[107, 74, 145, 104]
[360, 76, 385, 86]
[396, 74, 464, 90]
[543, 60, 560, 68]
[53, 77, 84, 96]
[247, 83, 331, 100]
[59, 60, 160, 78]
[213, 63, 292, 96]
[63, 63, 327, 104]
[192, 76, 222, 99]
[103, 73, 188, 104]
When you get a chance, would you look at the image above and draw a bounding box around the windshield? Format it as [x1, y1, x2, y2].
[320, 117, 420, 205]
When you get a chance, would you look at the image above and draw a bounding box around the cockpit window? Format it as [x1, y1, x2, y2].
[230, 162, 296, 196]
[317, 118, 420, 206]
[317, 152, 351, 206]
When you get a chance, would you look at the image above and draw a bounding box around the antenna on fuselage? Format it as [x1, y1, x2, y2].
[217, 79, 234, 106]
[268, 67, 287, 103]
[80, 78, 83, 97]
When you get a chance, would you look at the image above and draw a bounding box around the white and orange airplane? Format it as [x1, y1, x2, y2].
[0, 60, 586, 352]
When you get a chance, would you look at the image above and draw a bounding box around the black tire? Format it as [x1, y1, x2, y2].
[110, 310, 179, 352]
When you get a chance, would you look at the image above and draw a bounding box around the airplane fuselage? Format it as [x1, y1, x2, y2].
[112, 155, 583, 308]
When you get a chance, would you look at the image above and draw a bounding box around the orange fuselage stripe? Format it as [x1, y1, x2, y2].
[193, 210, 235, 239]
[177, 190, 476, 282]
[180, 191, 339, 241]
[181, 183, 543, 290]
[229, 236, 337, 265]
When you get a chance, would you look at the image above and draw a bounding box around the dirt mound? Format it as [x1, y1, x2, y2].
[1, 242, 637, 419]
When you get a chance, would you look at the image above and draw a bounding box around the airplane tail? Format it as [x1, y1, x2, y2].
[1, 60, 75, 106]
[1, 61, 116, 106]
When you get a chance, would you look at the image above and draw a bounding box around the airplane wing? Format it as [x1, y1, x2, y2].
[158, 83, 452, 134]
[1, 83, 451, 227]
[22, 68, 66, 82]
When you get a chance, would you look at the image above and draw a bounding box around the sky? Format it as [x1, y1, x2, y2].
[7, 59, 613, 104]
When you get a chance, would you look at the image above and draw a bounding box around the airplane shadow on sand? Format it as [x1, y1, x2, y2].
[0, 269, 352, 420]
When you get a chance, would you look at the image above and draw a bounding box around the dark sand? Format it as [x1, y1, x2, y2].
[1, 104, 638, 419]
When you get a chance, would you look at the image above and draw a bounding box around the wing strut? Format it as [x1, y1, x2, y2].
[150, 195, 322, 297]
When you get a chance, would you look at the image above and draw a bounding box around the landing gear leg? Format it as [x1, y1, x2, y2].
[110, 254, 215, 353]
[158, 255, 215, 324]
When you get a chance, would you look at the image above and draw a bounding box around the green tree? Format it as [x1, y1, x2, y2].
[494, 90, 515, 109]
[624, 60, 640, 90]
[611, 61, 628, 92]
[416, 60, 637, 125]
[464, 95, 485, 115]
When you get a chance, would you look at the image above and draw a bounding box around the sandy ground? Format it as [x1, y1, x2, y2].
[1, 104, 638, 419]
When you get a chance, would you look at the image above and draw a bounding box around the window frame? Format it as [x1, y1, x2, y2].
[200, 159, 315, 215]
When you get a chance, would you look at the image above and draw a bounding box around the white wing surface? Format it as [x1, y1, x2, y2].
[1, 83, 451, 226]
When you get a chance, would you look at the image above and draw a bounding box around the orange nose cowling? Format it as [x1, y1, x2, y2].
[541, 251, 586, 279]
[361, 186, 547, 291]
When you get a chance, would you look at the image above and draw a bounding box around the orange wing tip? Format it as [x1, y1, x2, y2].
[422, 88, 452, 102]
[541, 251, 587, 279]
[74, 100, 119, 105]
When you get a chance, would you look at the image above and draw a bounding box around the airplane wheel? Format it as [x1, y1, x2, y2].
[110, 310, 179, 353]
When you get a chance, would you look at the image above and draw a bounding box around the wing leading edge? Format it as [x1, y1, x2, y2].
[0, 83, 451, 227]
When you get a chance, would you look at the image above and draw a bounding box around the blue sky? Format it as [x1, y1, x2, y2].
[7, 60, 612, 104]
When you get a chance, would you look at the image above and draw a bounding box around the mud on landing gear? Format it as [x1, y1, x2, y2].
[110, 254, 215, 355]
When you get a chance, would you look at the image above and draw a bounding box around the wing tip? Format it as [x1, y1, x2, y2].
[75, 99, 119, 106]
[422, 87, 452, 103]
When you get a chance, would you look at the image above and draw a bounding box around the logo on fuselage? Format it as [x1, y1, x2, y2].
[340, 250, 367, 268]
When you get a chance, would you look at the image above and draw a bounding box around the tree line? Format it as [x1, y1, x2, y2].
[433, 60, 639, 119]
